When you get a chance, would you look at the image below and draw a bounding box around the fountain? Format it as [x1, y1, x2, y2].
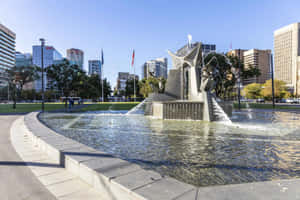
[37, 40, 300, 189]
[138, 42, 232, 122]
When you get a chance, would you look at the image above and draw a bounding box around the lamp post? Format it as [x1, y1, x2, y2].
[40, 38, 45, 112]
[237, 49, 241, 110]
[270, 54, 275, 109]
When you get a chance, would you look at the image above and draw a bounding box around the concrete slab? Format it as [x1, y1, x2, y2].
[38, 170, 76, 186]
[174, 188, 198, 200]
[196, 179, 300, 200]
[58, 187, 103, 200]
[112, 168, 162, 190]
[47, 178, 90, 197]
[134, 177, 195, 200]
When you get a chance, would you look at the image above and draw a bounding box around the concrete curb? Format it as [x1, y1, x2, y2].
[22, 112, 300, 200]
[10, 116, 105, 199]
[23, 112, 196, 200]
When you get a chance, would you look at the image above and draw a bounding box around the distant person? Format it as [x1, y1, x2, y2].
[68, 97, 72, 109]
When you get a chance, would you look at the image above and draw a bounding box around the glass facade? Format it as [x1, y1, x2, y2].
[0, 24, 16, 86]
[32, 45, 63, 91]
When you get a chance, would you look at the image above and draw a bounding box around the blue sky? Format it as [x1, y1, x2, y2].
[1, 0, 299, 87]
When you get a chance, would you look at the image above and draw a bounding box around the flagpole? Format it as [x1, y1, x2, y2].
[133, 63, 136, 102]
[101, 65, 104, 102]
[131, 50, 136, 102]
[101, 49, 104, 102]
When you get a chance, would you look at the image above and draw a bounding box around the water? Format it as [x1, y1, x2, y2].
[126, 99, 147, 115]
[212, 98, 232, 124]
[39, 109, 300, 187]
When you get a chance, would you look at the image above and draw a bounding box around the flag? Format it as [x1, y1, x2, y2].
[131, 50, 135, 67]
[101, 49, 104, 65]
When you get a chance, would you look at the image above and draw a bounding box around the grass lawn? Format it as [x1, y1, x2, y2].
[0, 103, 66, 113]
[233, 102, 300, 110]
[77, 102, 139, 112]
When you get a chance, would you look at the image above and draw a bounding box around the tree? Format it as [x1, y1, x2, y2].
[80, 74, 112, 100]
[242, 83, 262, 99]
[139, 77, 166, 98]
[46, 59, 85, 96]
[7, 65, 40, 92]
[7, 65, 40, 108]
[204, 53, 235, 99]
[261, 79, 290, 100]
[204, 53, 261, 99]
[125, 78, 140, 98]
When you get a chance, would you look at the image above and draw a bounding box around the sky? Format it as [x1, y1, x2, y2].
[0, 0, 300, 88]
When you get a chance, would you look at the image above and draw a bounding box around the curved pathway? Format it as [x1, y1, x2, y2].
[0, 115, 56, 200]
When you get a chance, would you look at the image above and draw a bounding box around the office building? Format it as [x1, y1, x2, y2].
[201, 43, 216, 55]
[15, 52, 32, 67]
[142, 57, 168, 79]
[115, 72, 138, 95]
[32, 45, 63, 91]
[227, 49, 247, 62]
[88, 60, 101, 76]
[243, 49, 272, 85]
[274, 22, 300, 95]
[0, 23, 16, 86]
[67, 48, 84, 69]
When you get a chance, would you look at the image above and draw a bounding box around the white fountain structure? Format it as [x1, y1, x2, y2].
[128, 40, 232, 122]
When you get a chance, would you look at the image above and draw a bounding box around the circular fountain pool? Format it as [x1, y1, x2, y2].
[39, 109, 300, 187]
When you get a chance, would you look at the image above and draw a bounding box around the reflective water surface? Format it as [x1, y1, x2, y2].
[39, 109, 300, 187]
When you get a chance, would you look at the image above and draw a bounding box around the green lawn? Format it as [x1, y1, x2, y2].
[233, 103, 300, 110]
[77, 102, 139, 112]
[0, 103, 66, 113]
[0, 102, 140, 113]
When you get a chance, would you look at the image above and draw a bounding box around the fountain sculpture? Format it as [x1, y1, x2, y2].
[144, 42, 232, 122]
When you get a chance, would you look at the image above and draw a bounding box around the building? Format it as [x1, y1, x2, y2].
[142, 57, 168, 79]
[115, 72, 138, 95]
[201, 43, 216, 55]
[0, 23, 16, 87]
[243, 49, 272, 85]
[227, 49, 247, 62]
[32, 45, 63, 91]
[15, 52, 32, 67]
[88, 60, 101, 76]
[274, 22, 300, 95]
[66, 48, 84, 69]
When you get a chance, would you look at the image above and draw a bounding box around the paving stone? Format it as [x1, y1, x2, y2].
[30, 165, 64, 177]
[174, 188, 198, 200]
[112, 168, 162, 190]
[58, 187, 102, 200]
[80, 156, 125, 171]
[47, 178, 90, 197]
[38, 171, 76, 186]
[99, 161, 142, 179]
[134, 177, 195, 200]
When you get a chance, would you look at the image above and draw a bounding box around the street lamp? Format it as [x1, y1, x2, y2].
[40, 38, 45, 112]
[237, 49, 241, 110]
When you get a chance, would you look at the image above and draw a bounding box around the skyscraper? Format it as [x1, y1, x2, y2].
[274, 22, 300, 95]
[0, 23, 15, 86]
[227, 49, 247, 62]
[201, 43, 216, 55]
[115, 72, 138, 96]
[88, 60, 102, 76]
[243, 49, 272, 85]
[66, 48, 84, 69]
[32, 45, 62, 91]
[15, 52, 32, 67]
[142, 57, 168, 79]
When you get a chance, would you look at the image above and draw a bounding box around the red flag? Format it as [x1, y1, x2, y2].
[131, 50, 135, 67]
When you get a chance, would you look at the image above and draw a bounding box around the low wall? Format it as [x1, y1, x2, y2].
[20, 112, 300, 199]
[152, 101, 204, 120]
[23, 112, 196, 200]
